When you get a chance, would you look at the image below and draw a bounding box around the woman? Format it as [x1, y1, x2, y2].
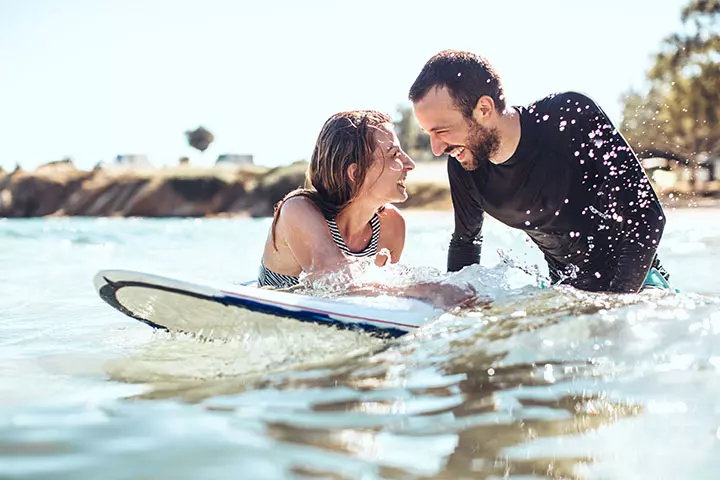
[259, 110, 413, 287]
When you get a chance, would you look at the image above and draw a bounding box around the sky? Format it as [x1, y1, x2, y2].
[0, 0, 689, 171]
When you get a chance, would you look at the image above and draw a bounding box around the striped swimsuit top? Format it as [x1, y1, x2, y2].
[258, 213, 381, 289]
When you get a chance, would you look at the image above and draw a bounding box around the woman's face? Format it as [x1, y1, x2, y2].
[356, 124, 416, 204]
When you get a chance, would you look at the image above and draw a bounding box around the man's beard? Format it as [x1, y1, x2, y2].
[459, 118, 500, 171]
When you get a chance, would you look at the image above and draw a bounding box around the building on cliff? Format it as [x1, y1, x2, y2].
[111, 154, 152, 169]
[641, 155, 720, 194]
[215, 154, 254, 167]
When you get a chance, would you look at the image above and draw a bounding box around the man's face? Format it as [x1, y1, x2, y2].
[413, 86, 499, 171]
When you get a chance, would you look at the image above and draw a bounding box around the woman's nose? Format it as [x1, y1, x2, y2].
[404, 153, 416, 170]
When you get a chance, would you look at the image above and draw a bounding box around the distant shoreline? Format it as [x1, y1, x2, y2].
[0, 160, 717, 218]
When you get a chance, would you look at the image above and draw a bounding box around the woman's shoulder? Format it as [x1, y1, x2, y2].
[377, 204, 406, 231]
[378, 203, 404, 219]
[275, 195, 327, 233]
[278, 195, 322, 217]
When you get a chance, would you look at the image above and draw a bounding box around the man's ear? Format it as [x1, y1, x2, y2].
[347, 163, 358, 183]
[472, 95, 496, 122]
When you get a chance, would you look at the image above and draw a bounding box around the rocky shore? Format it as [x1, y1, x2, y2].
[0, 160, 454, 218]
[0, 160, 716, 218]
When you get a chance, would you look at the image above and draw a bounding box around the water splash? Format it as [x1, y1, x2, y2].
[496, 248, 549, 288]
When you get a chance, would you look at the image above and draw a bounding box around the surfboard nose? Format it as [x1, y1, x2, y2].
[93, 270, 111, 292]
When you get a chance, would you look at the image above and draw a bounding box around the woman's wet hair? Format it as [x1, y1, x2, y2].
[270, 110, 392, 250]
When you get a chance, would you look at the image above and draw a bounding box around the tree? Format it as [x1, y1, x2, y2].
[185, 126, 214, 153]
[394, 105, 435, 162]
[620, 0, 720, 180]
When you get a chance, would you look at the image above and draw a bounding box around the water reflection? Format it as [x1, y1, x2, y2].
[94, 272, 720, 478]
[192, 347, 639, 478]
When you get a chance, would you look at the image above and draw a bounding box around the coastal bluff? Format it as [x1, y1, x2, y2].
[0, 161, 452, 218]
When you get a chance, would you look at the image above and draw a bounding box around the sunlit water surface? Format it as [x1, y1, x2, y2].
[1, 209, 719, 479]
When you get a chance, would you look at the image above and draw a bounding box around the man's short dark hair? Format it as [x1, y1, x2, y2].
[408, 50, 506, 118]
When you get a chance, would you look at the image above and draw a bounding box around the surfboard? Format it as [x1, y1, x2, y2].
[93, 269, 442, 338]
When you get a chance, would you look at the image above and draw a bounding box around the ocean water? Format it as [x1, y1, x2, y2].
[1, 209, 719, 479]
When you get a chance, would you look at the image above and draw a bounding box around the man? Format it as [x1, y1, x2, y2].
[409, 50, 669, 293]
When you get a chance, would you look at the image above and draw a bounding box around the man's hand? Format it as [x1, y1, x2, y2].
[399, 281, 479, 310]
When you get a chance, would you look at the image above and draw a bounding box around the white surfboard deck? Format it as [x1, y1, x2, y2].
[94, 269, 442, 338]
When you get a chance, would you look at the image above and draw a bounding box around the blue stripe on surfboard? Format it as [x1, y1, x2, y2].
[219, 288, 419, 329]
[98, 277, 408, 338]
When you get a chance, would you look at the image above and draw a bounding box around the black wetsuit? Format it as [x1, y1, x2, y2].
[447, 91, 668, 292]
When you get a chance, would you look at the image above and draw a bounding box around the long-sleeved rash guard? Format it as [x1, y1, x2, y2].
[447, 91, 667, 292]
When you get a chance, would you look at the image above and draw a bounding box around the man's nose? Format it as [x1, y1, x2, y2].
[430, 135, 447, 157]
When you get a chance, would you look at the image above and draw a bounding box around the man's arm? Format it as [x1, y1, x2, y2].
[447, 157, 485, 272]
[564, 93, 666, 292]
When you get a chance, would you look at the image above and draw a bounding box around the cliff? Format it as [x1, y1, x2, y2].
[2, 160, 712, 218]
[0, 161, 451, 218]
